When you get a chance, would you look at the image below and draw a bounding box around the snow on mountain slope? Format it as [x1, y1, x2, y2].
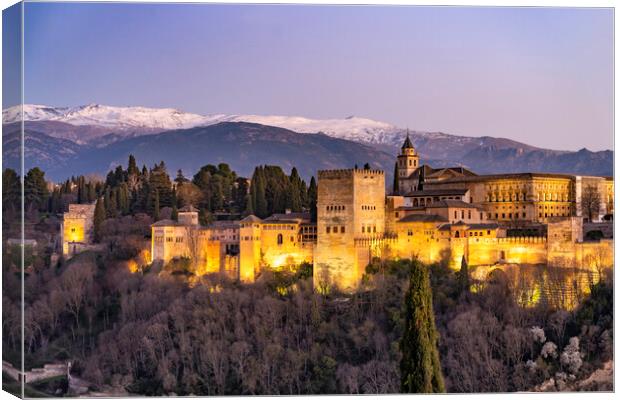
[2, 104, 402, 144]
[3, 104, 226, 130]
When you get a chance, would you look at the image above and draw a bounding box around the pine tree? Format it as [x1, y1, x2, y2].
[175, 169, 188, 186]
[24, 167, 49, 212]
[93, 197, 105, 243]
[393, 162, 400, 195]
[400, 260, 445, 393]
[307, 176, 318, 222]
[2, 168, 21, 214]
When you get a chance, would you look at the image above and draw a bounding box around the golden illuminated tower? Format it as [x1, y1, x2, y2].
[313, 168, 385, 292]
[397, 131, 420, 194]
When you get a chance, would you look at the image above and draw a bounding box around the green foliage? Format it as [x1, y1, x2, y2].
[3, 168, 21, 214]
[153, 190, 160, 221]
[585, 230, 604, 241]
[93, 198, 105, 243]
[392, 162, 399, 194]
[458, 256, 470, 294]
[24, 167, 49, 211]
[575, 280, 613, 330]
[307, 176, 318, 222]
[400, 260, 445, 393]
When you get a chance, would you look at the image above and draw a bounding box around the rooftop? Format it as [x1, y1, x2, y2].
[404, 188, 469, 197]
[426, 199, 483, 209]
[398, 214, 448, 223]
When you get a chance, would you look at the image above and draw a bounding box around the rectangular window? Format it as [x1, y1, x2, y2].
[326, 227, 330, 234]
[341, 226, 345, 233]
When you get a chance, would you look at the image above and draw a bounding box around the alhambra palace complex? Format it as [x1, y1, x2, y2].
[62, 136, 614, 291]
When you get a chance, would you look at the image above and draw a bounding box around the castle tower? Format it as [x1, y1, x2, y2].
[239, 215, 262, 283]
[178, 205, 199, 226]
[313, 169, 385, 292]
[396, 131, 419, 194]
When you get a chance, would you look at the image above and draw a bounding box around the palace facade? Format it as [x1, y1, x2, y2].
[144, 135, 613, 291]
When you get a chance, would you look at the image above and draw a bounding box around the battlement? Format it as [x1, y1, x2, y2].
[318, 168, 385, 179]
[496, 236, 547, 244]
[353, 233, 398, 247]
[66, 203, 96, 217]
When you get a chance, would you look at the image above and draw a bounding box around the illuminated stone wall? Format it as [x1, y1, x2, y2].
[62, 203, 96, 256]
[239, 218, 262, 283]
[314, 169, 385, 292]
[151, 225, 221, 275]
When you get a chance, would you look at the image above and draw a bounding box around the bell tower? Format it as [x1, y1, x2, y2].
[397, 130, 419, 181]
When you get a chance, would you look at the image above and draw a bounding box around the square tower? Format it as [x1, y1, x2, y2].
[314, 169, 385, 292]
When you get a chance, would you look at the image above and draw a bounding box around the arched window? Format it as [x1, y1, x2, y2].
[277, 234, 283, 245]
[455, 231, 460, 238]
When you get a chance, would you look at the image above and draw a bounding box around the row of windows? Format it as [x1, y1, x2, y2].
[454, 210, 477, 220]
[263, 225, 296, 231]
[241, 236, 260, 241]
[362, 205, 377, 211]
[411, 196, 461, 207]
[326, 205, 346, 212]
[539, 205, 570, 211]
[362, 225, 377, 234]
[326, 226, 345, 234]
[492, 212, 527, 219]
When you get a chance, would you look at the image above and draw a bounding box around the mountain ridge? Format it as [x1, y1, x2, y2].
[2, 104, 612, 181]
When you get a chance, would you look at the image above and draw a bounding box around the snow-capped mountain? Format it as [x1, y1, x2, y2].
[3, 103, 223, 130]
[3, 104, 403, 145]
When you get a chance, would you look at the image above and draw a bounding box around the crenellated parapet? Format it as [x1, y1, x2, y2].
[497, 236, 547, 244]
[318, 169, 385, 179]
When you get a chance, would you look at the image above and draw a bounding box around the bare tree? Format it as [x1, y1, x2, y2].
[581, 185, 601, 222]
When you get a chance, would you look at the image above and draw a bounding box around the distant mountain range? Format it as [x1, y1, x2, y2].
[2, 104, 613, 181]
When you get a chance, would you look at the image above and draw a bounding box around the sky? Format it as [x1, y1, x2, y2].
[4, 3, 614, 151]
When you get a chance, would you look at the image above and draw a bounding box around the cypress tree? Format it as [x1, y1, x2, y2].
[400, 260, 445, 393]
[393, 162, 400, 195]
[254, 171, 268, 218]
[244, 194, 253, 216]
[458, 255, 470, 294]
[171, 188, 178, 221]
[307, 176, 318, 222]
[127, 154, 139, 176]
[288, 167, 303, 212]
[93, 198, 105, 243]
[108, 188, 118, 218]
[153, 190, 160, 221]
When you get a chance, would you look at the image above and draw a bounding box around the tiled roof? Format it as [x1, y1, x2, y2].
[404, 189, 469, 197]
[426, 199, 482, 209]
[398, 214, 448, 223]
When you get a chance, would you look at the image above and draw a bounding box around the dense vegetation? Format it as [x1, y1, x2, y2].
[3, 156, 318, 228]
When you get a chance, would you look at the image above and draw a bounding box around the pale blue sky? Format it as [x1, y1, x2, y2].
[6, 3, 614, 150]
